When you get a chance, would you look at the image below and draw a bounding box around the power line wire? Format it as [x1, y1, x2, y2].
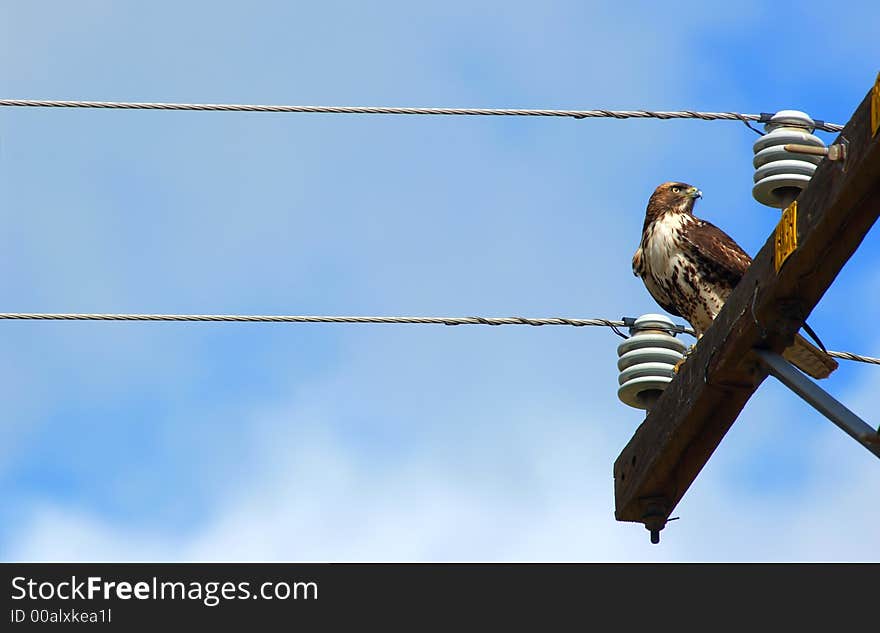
[0, 312, 625, 328]
[827, 350, 880, 366]
[0, 311, 874, 365]
[0, 99, 845, 133]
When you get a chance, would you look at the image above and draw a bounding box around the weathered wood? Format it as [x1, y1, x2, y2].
[614, 85, 880, 529]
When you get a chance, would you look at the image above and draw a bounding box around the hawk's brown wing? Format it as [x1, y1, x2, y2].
[680, 218, 752, 288]
[679, 217, 835, 378]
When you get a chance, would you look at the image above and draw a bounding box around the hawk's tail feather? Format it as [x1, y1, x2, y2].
[782, 333, 838, 379]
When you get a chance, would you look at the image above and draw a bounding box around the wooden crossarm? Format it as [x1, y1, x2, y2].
[614, 83, 880, 533]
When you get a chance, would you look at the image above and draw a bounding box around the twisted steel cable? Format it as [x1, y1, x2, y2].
[0, 312, 873, 364]
[0, 99, 845, 132]
[827, 350, 880, 366]
[0, 312, 625, 328]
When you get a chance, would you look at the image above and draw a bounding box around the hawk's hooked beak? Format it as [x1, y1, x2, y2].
[687, 187, 702, 199]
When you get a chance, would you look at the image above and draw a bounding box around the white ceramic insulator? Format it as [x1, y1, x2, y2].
[753, 110, 825, 208]
[617, 314, 686, 410]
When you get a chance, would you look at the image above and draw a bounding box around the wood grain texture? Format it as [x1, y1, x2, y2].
[614, 85, 880, 526]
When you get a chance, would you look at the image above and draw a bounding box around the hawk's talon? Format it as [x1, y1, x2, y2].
[673, 345, 696, 374]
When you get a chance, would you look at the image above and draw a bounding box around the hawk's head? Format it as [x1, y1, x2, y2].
[646, 182, 703, 219]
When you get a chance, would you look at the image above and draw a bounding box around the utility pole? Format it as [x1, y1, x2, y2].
[614, 77, 880, 543]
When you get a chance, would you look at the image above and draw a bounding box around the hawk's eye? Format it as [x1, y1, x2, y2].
[671, 186, 681, 193]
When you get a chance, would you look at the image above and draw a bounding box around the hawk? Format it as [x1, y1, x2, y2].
[632, 182, 837, 379]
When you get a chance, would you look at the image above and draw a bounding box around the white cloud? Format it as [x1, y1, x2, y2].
[9, 331, 879, 562]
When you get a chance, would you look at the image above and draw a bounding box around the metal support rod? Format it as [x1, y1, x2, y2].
[754, 349, 880, 459]
[783, 143, 847, 161]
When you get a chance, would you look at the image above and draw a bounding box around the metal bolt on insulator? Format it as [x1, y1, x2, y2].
[753, 110, 826, 208]
[617, 314, 686, 410]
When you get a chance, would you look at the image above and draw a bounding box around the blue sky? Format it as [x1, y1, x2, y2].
[1, 0, 878, 561]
